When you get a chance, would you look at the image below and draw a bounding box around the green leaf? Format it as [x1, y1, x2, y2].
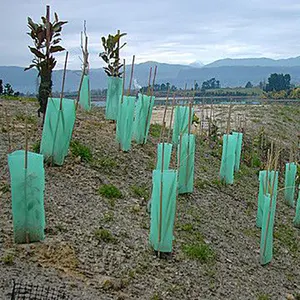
[52, 21, 68, 32]
[27, 17, 38, 31]
[52, 38, 61, 45]
[50, 45, 65, 53]
[29, 47, 45, 59]
[24, 64, 37, 71]
[54, 12, 59, 22]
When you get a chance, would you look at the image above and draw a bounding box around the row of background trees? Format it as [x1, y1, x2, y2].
[0, 80, 20, 96]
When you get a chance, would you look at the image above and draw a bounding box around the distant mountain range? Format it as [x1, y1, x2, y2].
[1, 56, 300, 93]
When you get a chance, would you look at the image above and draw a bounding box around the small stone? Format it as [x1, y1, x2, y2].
[286, 294, 295, 300]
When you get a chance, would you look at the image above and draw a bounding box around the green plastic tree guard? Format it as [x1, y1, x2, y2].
[177, 133, 195, 194]
[156, 143, 173, 170]
[8, 150, 45, 244]
[79, 74, 91, 111]
[220, 134, 237, 184]
[260, 171, 278, 265]
[232, 132, 243, 172]
[293, 186, 300, 227]
[256, 170, 268, 228]
[40, 98, 76, 166]
[284, 162, 297, 207]
[116, 96, 135, 151]
[133, 93, 155, 144]
[149, 169, 178, 252]
[172, 106, 194, 144]
[105, 76, 123, 120]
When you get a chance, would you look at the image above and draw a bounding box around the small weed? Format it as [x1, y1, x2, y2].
[96, 156, 117, 169]
[149, 124, 162, 138]
[182, 243, 215, 263]
[70, 140, 92, 162]
[98, 184, 122, 199]
[15, 113, 37, 124]
[195, 178, 209, 190]
[150, 293, 163, 300]
[211, 178, 225, 188]
[178, 223, 194, 232]
[94, 228, 116, 243]
[274, 224, 299, 255]
[0, 183, 10, 194]
[103, 212, 114, 222]
[31, 140, 41, 153]
[2, 252, 14, 265]
[131, 184, 149, 200]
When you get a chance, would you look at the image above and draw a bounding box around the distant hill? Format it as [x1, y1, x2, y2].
[2, 56, 300, 93]
[205, 56, 300, 68]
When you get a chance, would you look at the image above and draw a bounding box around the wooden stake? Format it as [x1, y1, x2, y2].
[226, 105, 232, 135]
[127, 55, 135, 96]
[159, 87, 169, 142]
[121, 59, 126, 104]
[147, 67, 152, 96]
[4, 106, 11, 153]
[59, 51, 69, 110]
[167, 93, 176, 143]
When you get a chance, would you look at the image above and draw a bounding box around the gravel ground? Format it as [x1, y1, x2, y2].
[0, 99, 300, 300]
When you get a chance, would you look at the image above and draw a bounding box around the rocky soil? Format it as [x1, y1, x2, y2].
[0, 98, 300, 299]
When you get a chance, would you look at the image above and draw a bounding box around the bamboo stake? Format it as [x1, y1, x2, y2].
[159, 87, 170, 142]
[59, 51, 69, 110]
[4, 106, 11, 153]
[226, 105, 232, 135]
[167, 93, 176, 143]
[147, 67, 153, 96]
[121, 59, 126, 104]
[24, 100, 29, 243]
[127, 55, 135, 96]
[143, 65, 157, 144]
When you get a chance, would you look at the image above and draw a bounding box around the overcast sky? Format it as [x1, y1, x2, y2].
[1, 0, 300, 69]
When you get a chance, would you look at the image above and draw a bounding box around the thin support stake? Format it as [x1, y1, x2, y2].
[159, 87, 170, 142]
[167, 93, 176, 143]
[59, 51, 69, 110]
[127, 55, 135, 96]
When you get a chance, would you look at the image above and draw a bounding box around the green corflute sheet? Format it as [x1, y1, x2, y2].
[105, 76, 123, 120]
[79, 74, 91, 111]
[293, 187, 300, 227]
[172, 106, 194, 144]
[156, 143, 173, 170]
[116, 96, 135, 151]
[8, 150, 45, 244]
[284, 162, 297, 207]
[232, 132, 243, 172]
[220, 134, 237, 184]
[149, 169, 178, 252]
[177, 133, 195, 194]
[133, 93, 155, 144]
[40, 98, 76, 166]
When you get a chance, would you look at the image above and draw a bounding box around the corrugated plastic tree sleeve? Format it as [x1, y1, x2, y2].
[156, 143, 173, 170]
[284, 162, 297, 207]
[256, 170, 267, 228]
[79, 74, 91, 111]
[293, 187, 300, 227]
[177, 134, 195, 194]
[40, 98, 76, 166]
[220, 134, 237, 184]
[8, 150, 45, 244]
[105, 76, 123, 120]
[116, 96, 135, 151]
[133, 93, 155, 144]
[149, 169, 178, 252]
[260, 171, 278, 265]
[172, 106, 194, 144]
[232, 132, 243, 172]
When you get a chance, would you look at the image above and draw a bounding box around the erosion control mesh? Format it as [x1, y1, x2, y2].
[105, 76, 123, 120]
[132, 93, 155, 144]
[10, 280, 70, 300]
[8, 150, 45, 244]
[284, 162, 297, 207]
[156, 143, 172, 170]
[149, 169, 177, 252]
[40, 98, 76, 166]
[177, 134, 195, 194]
[116, 96, 135, 151]
[79, 74, 91, 111]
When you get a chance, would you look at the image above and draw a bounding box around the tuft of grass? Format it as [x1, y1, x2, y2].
[274, 224, 299, 255]
[2, 252, 14, 265]
[182, 243, 215, 263]
[15, 113, 37, 124]
[96, 156, 117, 169]
[195, 178, 209, 190]
[70, 140, 92, 162]
[149, 123, 162, 138]
[94, 228, 116, 243]
[178, 223, 194, 232]
[103, 212, 114, 222]
[98, 184, 122, 199]
[131, 184, 149, 200]
[150, 293, 163, 300]
[31, 140, 41, 153]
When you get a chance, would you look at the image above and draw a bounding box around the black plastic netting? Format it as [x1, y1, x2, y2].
[10, 280, 71, 300]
